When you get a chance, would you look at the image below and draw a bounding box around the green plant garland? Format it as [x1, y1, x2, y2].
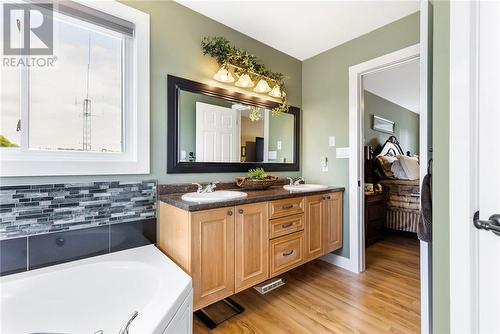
[201, 36, 289, 115]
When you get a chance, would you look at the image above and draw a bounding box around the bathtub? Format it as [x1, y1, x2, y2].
[0, 245, 193, 334]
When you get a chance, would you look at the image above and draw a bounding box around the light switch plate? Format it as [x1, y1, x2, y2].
[321, 156, 328, 172]
[277, 141, 282, 150]
[329, 136, 336, 147]
[336, 147, 350, 159]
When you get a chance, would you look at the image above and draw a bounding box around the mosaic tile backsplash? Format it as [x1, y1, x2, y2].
[0, 180, 157, 240]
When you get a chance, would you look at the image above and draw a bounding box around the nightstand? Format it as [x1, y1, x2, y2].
[365, 192, 386, 247]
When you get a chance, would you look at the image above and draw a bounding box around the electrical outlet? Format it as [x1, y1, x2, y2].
[329, 136, 336, 147]
[277, 141, 282, 150]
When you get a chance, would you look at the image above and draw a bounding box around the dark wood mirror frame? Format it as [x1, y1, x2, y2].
[167, 75, 300, 173]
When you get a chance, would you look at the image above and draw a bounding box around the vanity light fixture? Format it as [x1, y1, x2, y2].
[253, 79, 272, 93]
[235, 73, 255, 88]
[213, 66, 234, 83]
[202, 36, 289, 115]
[269, 84, 282, 98]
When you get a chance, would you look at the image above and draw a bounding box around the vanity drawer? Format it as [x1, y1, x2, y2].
[270, 231, 304, 276]
[269, 214, 304, 239]
[269, 197, 304, 219]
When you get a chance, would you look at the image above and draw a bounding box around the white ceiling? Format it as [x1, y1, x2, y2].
[176, 1, 419, 60]
[363, 58, 420, 113]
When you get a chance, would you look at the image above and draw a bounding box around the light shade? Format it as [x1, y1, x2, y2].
[269, 84, 282, 98]
[253, 79, 271, 93]
[213, 66, 234, 83]
[235, 74, 254, 88]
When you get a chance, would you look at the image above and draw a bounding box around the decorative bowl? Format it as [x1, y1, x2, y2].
[235, 176, 278, 190]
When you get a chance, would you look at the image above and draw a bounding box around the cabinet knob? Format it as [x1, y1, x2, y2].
[323, 195, 331, 200]
[227, 211, 233, 216]
[238, 209, 244, 214]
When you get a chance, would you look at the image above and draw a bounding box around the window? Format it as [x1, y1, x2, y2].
[0, 1, 149, 176]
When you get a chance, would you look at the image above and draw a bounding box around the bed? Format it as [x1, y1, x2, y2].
[369, 136, 420, 234]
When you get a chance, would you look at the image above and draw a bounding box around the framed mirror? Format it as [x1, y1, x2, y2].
[167, 75, 300, 173]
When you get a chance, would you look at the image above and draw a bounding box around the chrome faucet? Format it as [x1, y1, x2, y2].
[192, 181, 219, 194]
[118, 311, 138, 334]
[287, 177, 305, 186]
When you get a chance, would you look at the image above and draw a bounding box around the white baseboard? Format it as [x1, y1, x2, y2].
[320, 253, 359, 273]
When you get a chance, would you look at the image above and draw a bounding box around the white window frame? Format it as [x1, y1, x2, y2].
[0, 0, 150, 176]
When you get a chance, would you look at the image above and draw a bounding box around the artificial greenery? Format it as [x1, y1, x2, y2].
[247, 168, 268, 180]
[201, 36, 289, 115]
[0, 135, 19, 147]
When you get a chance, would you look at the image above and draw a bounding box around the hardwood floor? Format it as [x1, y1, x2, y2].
[194, 235, 420, 334]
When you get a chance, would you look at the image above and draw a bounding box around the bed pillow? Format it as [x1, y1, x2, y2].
[376, 155, 398, 178]
[396, 155, 420, 180]
[391, 160, 409, 179]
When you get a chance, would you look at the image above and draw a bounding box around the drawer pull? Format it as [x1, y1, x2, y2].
[281, 222, 293, 228]
[238, 209, 244, 214]
[282, 204, 294, 209]
[282, 250, 294, 256]
[227, 211, 233, 216]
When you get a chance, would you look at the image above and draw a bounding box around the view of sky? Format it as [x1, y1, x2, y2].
[0, 13, 123, 152]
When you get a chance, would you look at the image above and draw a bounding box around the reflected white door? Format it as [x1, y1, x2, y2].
[476, 2, 500, 332]
[195, 102, 240, 162]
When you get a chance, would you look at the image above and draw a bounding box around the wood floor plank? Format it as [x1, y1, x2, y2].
[194, 234, 420, 334]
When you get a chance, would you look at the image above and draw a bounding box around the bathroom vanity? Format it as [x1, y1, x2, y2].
[158, 185, 344, 310]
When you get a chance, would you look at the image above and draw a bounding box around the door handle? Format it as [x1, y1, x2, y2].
[473, 211, 500, 236]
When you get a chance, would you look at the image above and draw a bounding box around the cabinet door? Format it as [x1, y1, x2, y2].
[323, 192, 343, 253]
[305, 194, 324, 260]
[235, 202, 269, 292]
[191, 207, 235, 310]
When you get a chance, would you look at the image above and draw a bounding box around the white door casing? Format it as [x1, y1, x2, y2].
[195, 102, 240, 162]
[449, 1, 500, 332]
[476, 1, 500, 332]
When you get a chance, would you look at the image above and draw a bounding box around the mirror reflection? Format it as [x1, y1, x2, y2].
[178, 90, 295, 164]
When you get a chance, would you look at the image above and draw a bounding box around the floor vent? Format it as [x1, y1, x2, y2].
[253, 278, 285, 294]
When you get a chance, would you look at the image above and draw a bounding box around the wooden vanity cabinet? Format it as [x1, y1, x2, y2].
[159, 191, 343, 311]
[304, 192, 343, 260]
[304, 195, 325, 260]
[191, 207, 235, 310]
[323, 192, 343, 253]
[234, 202, 269, 292]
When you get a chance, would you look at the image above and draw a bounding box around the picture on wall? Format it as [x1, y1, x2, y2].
[372, 115, 395, 134]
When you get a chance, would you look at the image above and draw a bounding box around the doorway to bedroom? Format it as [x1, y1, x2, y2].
[361, 58, 422, 328]
[362, 58, 421, 253]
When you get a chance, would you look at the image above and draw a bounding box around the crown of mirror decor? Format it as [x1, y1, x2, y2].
[201, 36, 289, 116]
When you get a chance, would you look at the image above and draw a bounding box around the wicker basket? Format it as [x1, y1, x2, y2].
[235, 176, 278, 190]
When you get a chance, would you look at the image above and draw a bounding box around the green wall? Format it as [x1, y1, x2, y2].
[364, 90, 420, 155]
[0, 1, 301, 186]
[268, 113, 295, 163]
[302, 12, 420, 257]
[432, 0, 450, 333]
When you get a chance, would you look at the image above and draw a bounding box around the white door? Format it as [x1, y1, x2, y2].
[475, 2, 500, 332]
[196, 102, 240, 162]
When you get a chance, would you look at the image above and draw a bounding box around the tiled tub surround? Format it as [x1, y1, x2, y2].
[0, 180, 156, 239]
[0, 180, 157, 276]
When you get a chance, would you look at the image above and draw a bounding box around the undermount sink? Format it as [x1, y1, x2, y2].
[283, 184, 329, 192]
[181, 190, 248, 203]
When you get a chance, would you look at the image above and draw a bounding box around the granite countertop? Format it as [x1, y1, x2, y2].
[159, 185, 345, 212]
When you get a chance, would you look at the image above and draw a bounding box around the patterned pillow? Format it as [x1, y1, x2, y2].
[376, 155, 397, 178]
